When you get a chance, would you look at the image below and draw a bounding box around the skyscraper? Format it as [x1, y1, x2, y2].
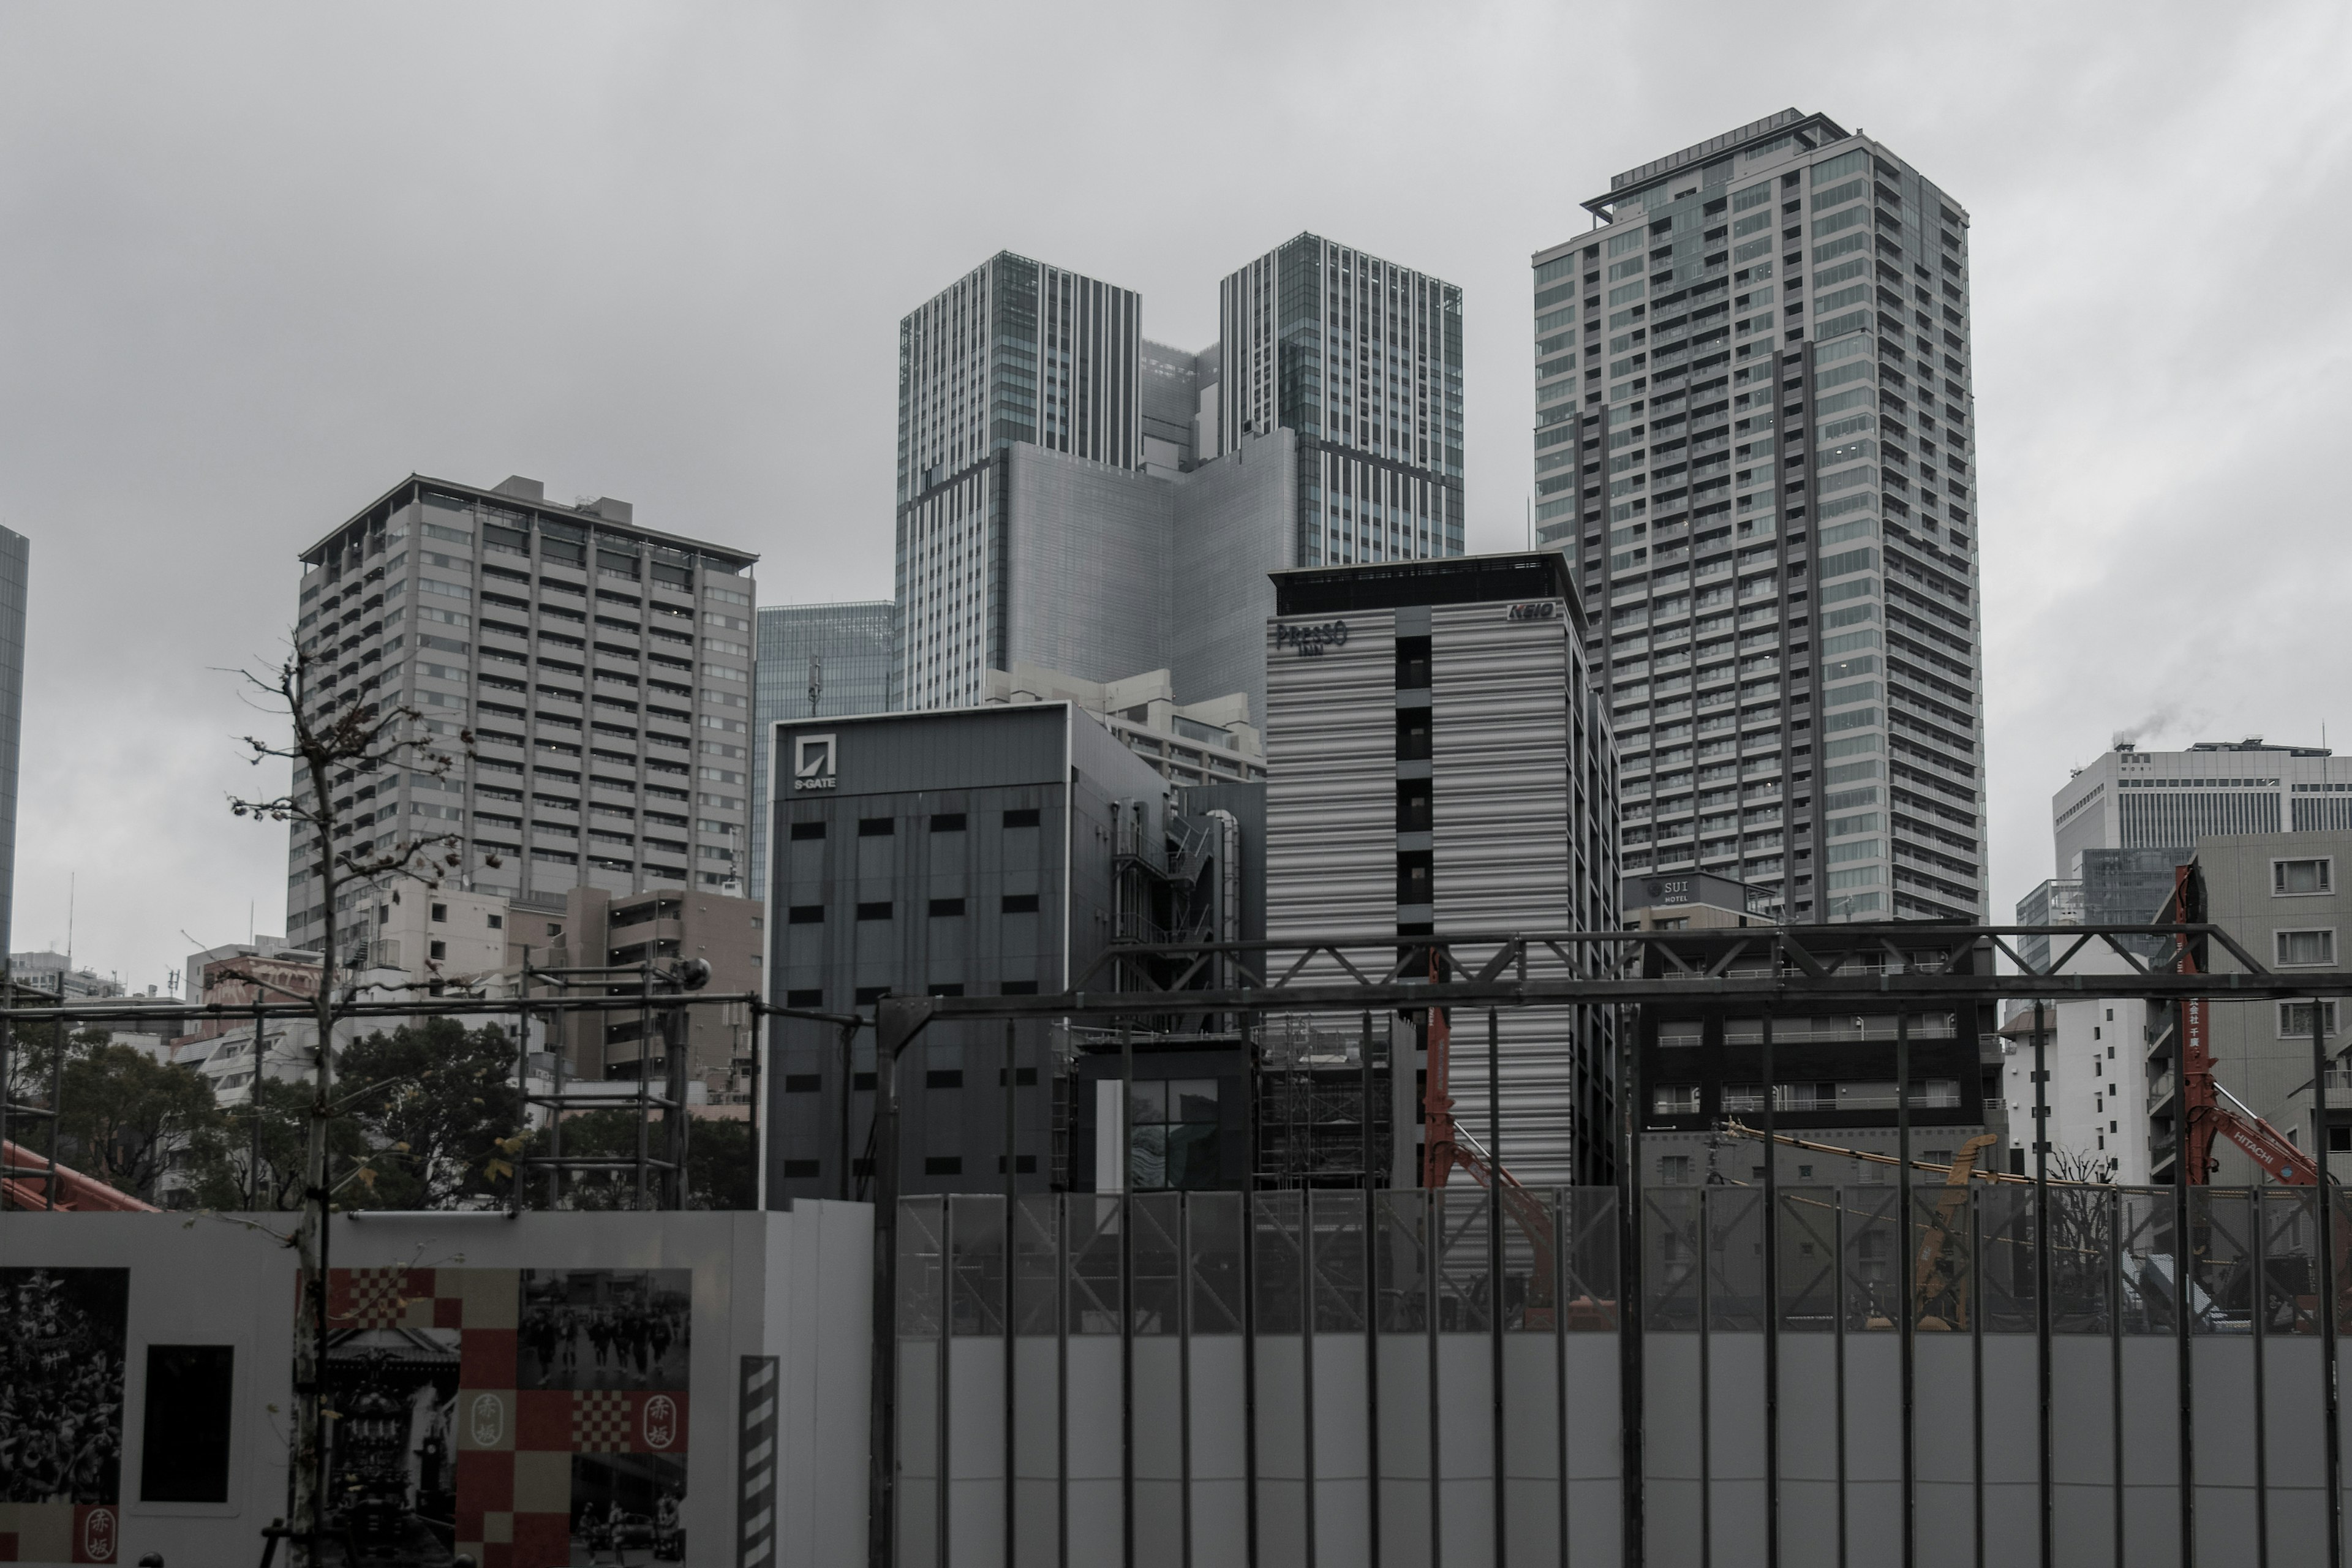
[1219, 233, 1464, 567]
[749, 599, 896, 901]
[893, 242, 1464, 727]
[288, 475, 759, 962]
[1533, 110, 1984, 922]
[895, 254, 1142, 713]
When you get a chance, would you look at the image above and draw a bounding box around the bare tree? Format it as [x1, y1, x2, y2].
[228, 636, 481, 1566]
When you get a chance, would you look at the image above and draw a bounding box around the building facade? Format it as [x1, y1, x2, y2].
[2051, 737, 2352, 871]
[1534, 108, 1985, 924]
[982, 662, 1265, 788]
[1264, 553, 1619, 1185]
[288, 475, 759, 965]
[535, 884, 763, 1104]
[1218, 234, 1466, 567]
[9, 950, 123, 1000]
[764, 704, 1170, 1199]
[894, 243, 1463, 729]
[750, 600, 897, 900]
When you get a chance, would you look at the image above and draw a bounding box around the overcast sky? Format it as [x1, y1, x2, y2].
[2, 2, 2346, 992]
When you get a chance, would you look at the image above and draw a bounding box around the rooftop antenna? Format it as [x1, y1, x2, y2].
[808, 654, 823, 718]
[64, 872, 75, 978]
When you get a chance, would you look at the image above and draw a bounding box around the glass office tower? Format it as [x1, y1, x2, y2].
[1220, 233, 1464, 567]
[1532, 110, 1984, 922]
[749, 598, 896, 900]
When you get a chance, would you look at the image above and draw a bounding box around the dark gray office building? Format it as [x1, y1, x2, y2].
[764, 703, 1255, 1200]
[750, 600, 897, 901]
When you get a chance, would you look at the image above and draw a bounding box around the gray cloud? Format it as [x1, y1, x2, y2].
[1, 0, 2346, 982]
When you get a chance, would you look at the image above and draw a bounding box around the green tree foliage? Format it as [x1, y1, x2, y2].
[7, 1025, 227, 1205]
[333, 1018, 526, 1210]
[182, 1077, 368, 1212]
[525, 1106, 755, 1210]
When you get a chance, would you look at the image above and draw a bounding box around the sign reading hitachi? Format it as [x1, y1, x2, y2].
[1273, 619, 1349, 657]
[794, 733, 837, 790]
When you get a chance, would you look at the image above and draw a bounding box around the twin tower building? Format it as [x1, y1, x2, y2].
[893, 235, 1465, 729]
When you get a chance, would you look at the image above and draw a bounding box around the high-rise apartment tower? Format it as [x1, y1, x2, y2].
[1532, 110, 1985, 922]
[289, 475, 758, 961]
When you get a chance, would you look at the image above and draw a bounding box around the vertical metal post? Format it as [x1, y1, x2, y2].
[1970, 1182, 1984, 1568]
[869, 995, 931, 1568]
[840, 1020, 858, 1204]
[1428, 1183, 1444, 1568]
[43, 1016, 62, 1207]
[939, 1198, 954, 1568]
[0, 1008, 10, 1212]
[2174, 997, 2195, 1567]
[2313, 997, 2344, 1568]
[2110, 1185, 2124, 1568]
[1006, 1023, 1019, 1568]
[1490, 1007, 1506, 1568]
[1762, 1007, 1781, 1568]
[1835, 1194, 1848, 1568]
[1363, 1011, 1375, 1188]
[1554, 1185, 1570, 1568]
[2253, 1182, 2269, 1568]
[1302, 1187, 1319, 1568]
[1367, 1170, 1384, 1568]
[1898, 1010, 1914, 1568]
[1182, 1194, 1196, 1568]
[1621, 1003, 1646, 1568]
[1060, 1194, 1072, 1568]
[2034, 1000, 2052, 1568]
[1699, 1183, 1713, 1568]
[547, 966, 566, 1210]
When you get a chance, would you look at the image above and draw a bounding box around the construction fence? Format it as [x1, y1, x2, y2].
[892, 1183, 2345, 1568]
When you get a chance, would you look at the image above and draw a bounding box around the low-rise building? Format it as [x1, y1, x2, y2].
[532, 885, 763, 1109]
[984, 662, 1265, 788]
[9, 950, 123, 1000]
[1621, 869, 1779, 930]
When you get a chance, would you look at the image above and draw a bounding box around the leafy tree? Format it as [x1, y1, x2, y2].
[182, 1076, 369, 1212]
[527, 1105, 755, 1210]
[4, 1025, 226, 1206]
[334, 1019, 527, 1210]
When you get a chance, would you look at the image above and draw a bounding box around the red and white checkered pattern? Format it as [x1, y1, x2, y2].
[341, 1266, 418, 1329]
[570, 1389, 635, 1452]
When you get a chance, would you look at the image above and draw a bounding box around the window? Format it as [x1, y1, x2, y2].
[429, 940, 447, 960]
[783, 1158, 821, 1177]
[2278, 929, 2335, 967]
[929, 897, 965, 917]
[789, 820, 826, 840]
[1653, 1085, 1700, 1114]
[930, 813, 967, 832]
[2275, 858, 2334, 895]
[858, 817, 894, 837]
[787, 905, 823, 924]
[1003, 807, 1041, 828]
[1001, 894, 1040, 914]
[141, 1345, 236, 1502]
[855, 901, 893, 921]
[783, 1073, 822, 1093]
[430, 902, 448, 922]
[924, 1156, 963, 1176]
[486, 913, 503, 930]
[1659, 1155, 1693, 1183]
[785, 988, 823, 1007]
[854, 985, 889, 1005]
[1127, 1078, 1221, 1189]
[2281, 1001, 2339, 1038]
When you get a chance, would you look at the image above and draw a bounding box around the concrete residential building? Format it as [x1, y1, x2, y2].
[9, 951, 123, 1001]
[288, 474, 759, 965]
[982, 662, 1265, 788]
[536, 884, 764, 1106]
[764, 702, 1254, 1200]
[1621, 869, 1779, 930]
[1264, 552, 1620, 1185]
[2157, 832, 2352, 1184]
[1534, 108, 1985, 923]
[1997, 976, 2154, 1185]
[893, 243, 1463, 728]
[751, 600, 898, 901]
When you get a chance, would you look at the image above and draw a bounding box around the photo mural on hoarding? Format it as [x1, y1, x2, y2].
[324, 1266, 692, 1567]
[0, 1267, 129, 1565]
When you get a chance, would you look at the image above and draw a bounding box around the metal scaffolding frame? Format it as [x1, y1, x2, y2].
[863, 921, 2352, 1568]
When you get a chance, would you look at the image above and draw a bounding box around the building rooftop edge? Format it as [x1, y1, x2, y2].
[1581, 109, 1852, 216]
[298, 473, 762, 569]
